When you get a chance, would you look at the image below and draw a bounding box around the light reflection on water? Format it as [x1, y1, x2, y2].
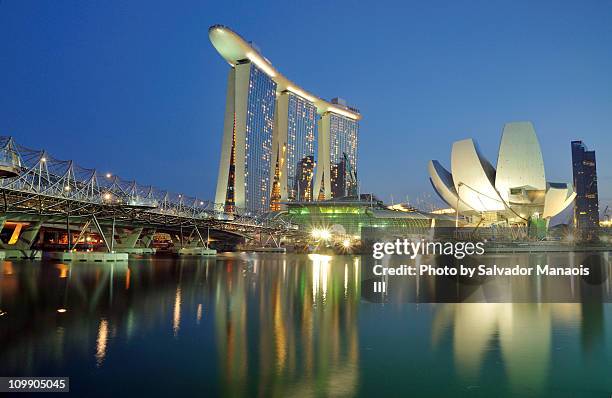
[0, 254, 610, 397]
[95, 318, 108, 367]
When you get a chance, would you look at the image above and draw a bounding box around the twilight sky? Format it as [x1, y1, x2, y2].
[1, 1, 611, 213]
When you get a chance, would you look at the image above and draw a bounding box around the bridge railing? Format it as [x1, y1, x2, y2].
[0, 136, 291, 230]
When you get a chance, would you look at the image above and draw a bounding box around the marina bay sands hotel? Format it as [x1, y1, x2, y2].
[209, 25, 361, 213]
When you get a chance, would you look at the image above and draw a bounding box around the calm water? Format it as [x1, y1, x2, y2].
[0, 253, 610, 397]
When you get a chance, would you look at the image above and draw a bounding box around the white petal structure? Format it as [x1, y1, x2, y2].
[429, 122, 575, 223]
[543, 183, 576, 219]
[495, 122, 546, 204]
[428, 160, 474, 213]
[450, 139, 505, 212]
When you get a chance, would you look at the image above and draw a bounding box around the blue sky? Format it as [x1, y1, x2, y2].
[1, 1, 611, 213]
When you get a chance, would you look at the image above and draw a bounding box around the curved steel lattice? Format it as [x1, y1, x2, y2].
[0, 136, 294, 233]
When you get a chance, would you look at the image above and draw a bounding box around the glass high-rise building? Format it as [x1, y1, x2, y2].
[314, 99, 360, 200]
[214, 60, 276, 214]
[244, 64, 276, 211]
[571, 140, 599, 240]
[277, 91, 317, 202]
[328, 110, 359, 198]
[210, 25, 361, 212]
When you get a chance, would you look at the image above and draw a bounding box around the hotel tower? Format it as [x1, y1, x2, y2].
[209, 25, 361, 213]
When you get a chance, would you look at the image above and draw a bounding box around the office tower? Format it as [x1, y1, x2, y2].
[571, 140, 599, 240]
[209, 25, 361, 213]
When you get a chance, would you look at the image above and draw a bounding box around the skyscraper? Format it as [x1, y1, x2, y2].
[214, 61, 276, 213]
[571, 140, 599, 240]
[209, 25, 361, 213]
[314, 99, 360, 200]
[274, 90, 317, 204]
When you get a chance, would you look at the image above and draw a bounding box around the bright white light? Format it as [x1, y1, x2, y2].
[286, 86, 317, 103]
[106, 173, 112, 178]
[57, 308, 67, 313]
[327, 106, 359, 120]
[103, 193, 111, 200]
[64, 186, 70, 191]
[41, 157, 47, 162]
[310, 228, 331, 241]
[342, 239, 351, 248]
[319, 229, 331, 241]
[246, 51, 277, 77]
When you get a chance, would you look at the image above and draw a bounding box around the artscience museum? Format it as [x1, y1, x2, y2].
[428, 122, 576, 228]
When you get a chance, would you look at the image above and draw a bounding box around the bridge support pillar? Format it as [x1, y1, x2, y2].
[0, 220, 43, 259]
[172, 247, 216, 256]
[44, 251, 128, 262]
[114, 227, 143, 249]
[171, 226, 215, 256]
[112, 227, 156, 255]
[139, 228, 156, 248]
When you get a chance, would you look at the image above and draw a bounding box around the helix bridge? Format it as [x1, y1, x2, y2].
[0, 136, 296, 258]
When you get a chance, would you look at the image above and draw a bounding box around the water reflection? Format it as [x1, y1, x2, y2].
[212, 254, 360, 397]
[0, 254, 610, 397]
[96, 318, 108, 367]
[428, 301, 609, 395]
[0, 255, 362, 396]
[173, 287, 182, 337]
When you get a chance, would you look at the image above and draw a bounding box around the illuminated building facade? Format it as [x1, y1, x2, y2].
[314, 101, 360, 200]
[214, 60, 277, 213]
[275, 91, 317, 203]
[210, 25, 361, 213]
[571, 140, 599, 240]
[429, 122, 576, 229]
[285, 197, 455, 238]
